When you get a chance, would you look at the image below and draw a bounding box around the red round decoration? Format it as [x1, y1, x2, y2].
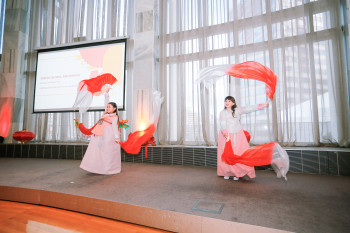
[13, 130, 34, 144]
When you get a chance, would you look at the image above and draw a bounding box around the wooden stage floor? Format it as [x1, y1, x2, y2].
[0, 158, 349, 233]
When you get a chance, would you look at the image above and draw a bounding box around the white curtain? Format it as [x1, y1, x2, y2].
[158, 0, 350, 147]
[24, 0, 133, 143]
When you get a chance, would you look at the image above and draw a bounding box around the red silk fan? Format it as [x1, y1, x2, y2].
[78, 73, 117, 94]
[73, 73, 118, 113]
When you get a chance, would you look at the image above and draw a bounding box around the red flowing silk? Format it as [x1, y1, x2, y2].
[119, 123, 157, 157]
[243, 130, 251, 142]
[142, 137, 156, 158]
[221, 62, 278, 166]
[222, 141, 276, 166]
[78, 73, 117, 94]
[77, 121, 156, 158]
[76, 116, 157, 158]
[225, 61, 277, 100]
[77, 123, 98, 136]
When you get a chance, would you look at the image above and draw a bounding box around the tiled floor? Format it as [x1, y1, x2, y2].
[0, 158, 349, 233]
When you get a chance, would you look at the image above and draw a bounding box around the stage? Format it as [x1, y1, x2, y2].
[0, 158, 349, 233]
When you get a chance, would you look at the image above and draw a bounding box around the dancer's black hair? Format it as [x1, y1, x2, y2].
[108, 102, 118, 115]
[224, 96, 237, 117]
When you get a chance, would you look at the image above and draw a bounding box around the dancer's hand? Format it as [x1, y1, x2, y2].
[102, 84, 112, 93]
[115, 138, 120, 144]
[258, 102, 269, 110]
[224, 134, 230, 141]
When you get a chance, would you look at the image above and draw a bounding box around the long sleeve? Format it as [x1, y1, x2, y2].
[112, 116, 120, 139]
[238, 103, 266, 114]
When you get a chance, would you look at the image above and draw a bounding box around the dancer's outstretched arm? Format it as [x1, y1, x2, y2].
[239, 101, 269, 114]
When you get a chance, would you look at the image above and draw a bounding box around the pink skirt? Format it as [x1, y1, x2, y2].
[217, 130, 256, 178]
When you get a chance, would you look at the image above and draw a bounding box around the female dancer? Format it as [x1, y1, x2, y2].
[217, 96, 268, 180]
[79, 92, 121, 175]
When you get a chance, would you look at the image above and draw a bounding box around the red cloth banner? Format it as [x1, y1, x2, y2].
[225, 61, 277, 100]
[222, 140, 276, 166]
[119, 124, 157, 156]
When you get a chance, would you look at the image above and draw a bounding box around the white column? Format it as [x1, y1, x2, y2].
[132, 0, 156, 131]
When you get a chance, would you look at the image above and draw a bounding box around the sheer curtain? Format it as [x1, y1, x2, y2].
[158, 0, 350, 147]
[24, 0, 133, 143]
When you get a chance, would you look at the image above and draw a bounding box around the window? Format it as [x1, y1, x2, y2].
[159, 0, 349, 146]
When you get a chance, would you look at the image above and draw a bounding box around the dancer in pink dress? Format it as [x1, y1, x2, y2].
[217, 96, 268, 181]
[79, 93, 121, 175]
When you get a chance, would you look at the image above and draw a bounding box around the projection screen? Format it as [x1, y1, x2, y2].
[33, 39, 126, 113]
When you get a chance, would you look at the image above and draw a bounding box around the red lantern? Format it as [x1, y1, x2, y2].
[13, 130, 34, 144]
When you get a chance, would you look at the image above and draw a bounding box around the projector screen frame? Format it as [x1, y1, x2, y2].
[33, 38, 127, 114]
